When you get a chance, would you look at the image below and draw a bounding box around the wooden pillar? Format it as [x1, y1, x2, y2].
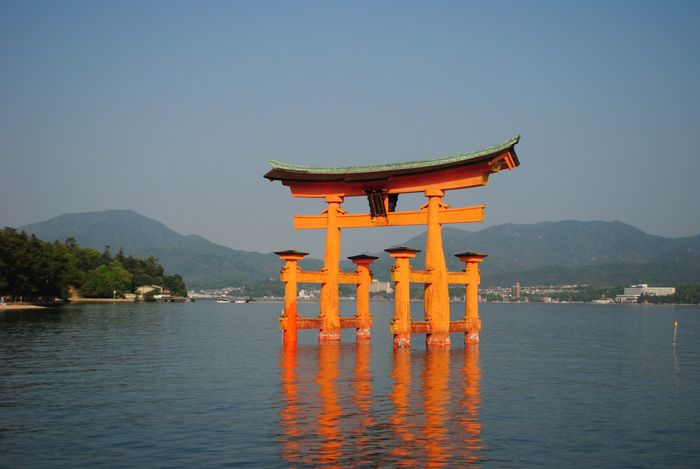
[424, 188, 450, 347]
[276, 250, 308, 349]
[386, 247, 419, 349]
[320, 195, 344, 342]
[456, 252, 487, 345]
[348, 254, 377, 340]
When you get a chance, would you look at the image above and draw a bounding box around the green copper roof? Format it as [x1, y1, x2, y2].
[268, 136, 520, 175]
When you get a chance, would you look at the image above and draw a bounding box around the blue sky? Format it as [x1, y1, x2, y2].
[1, 1, 699, 257]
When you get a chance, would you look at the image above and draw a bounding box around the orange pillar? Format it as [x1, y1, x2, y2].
[276, 250, 308, 349]
[424, 188, 450, 347]
[386, 247, 419, 349]
[348, 254, 377, 340]
[456, 252, 487, 345]
[319, 195, 344, 342]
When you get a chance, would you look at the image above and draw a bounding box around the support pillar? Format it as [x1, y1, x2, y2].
[456, 252, 487, 345]
[348, 254, 377, 340]
[423, 188, 450, 347]
[276, 250, 308, 349]
[386, 247, 420, 349]
[319, 195, 344, 341]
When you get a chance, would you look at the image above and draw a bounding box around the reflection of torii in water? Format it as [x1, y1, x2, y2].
[267, 136, 520, 348]
[279, 343, 483, 465]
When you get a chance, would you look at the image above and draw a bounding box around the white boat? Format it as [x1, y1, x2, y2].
[216, 299, 232, 304]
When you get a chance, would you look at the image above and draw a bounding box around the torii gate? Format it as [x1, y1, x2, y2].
[265, 136, 520, 349]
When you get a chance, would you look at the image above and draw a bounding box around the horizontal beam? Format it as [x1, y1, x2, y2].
[294, 269, 472, 285]
[297, 317, 359, 329]
[408, 270, 432, 283]
[411, 320, 470, 334]
[294, 271, 361, 284]
[294, 205, 485, 230]
[394, 271, 471, 284]
[447, 272, 469, 284]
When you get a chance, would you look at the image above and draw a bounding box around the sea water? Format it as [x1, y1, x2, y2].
[1, 301, 698, 467]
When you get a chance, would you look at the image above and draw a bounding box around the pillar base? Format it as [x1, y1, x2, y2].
[426, 332, 451, 347]
[319, 329, 341, 342]
[465, 331, 480, 345]
[393, 334, 410, 349]
[356, 328, 371, 340]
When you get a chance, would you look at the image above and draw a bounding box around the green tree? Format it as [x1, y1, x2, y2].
[0, 228, 186, 302]
[81, 260, 133, 298]
[0, 228, 70, 300]
[143, 288, 158, 302]
[163, 274, 187, 297]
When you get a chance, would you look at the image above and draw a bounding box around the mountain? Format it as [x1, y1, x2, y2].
[18, 211, 700, 289]
[19, 210, 321, 289]
[363, 221, 700, 286]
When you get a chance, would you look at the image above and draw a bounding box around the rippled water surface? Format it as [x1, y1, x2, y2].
[1, 301, 699, 467]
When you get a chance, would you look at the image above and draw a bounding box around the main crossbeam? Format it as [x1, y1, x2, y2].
[294, 205, 485, 230]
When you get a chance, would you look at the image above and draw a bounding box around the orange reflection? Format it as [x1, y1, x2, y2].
[351, 341, 375, 464]
[390, 348, 417, 465]
[422, 347, 451, 467]
[280, 346, 301, 465]
[460, 345, 483, 464]
[316, 343, 342, 467]
[279, 343, 483, 466]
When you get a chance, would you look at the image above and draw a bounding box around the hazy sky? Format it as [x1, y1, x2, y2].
[2, 1, 699, 258]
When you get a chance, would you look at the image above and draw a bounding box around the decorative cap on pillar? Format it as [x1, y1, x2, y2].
[348, 254, 379, 264]
[275, 250, 309, 261]
[424, 187, 445, 197]
[325, 194, 344, 203]
[455, 251, 488, 262]
[385, 246, 421, 258]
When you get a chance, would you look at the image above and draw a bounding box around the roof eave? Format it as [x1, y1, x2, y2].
[263, 135, 521, 183]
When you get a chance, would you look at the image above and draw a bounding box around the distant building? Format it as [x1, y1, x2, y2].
[623, 284, 675, 297]
[369, 279, 393, 294]
[298, 289, 315, 299]
[512, 282, 521, 300]
[616, 284, 675, 303]
[136, 285, 165, 295]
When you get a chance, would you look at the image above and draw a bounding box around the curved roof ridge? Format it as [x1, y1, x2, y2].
[269, 135, 520, 175]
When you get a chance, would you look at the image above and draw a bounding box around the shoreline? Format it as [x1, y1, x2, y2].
[68, 297, 135, 304]
[0, 303, 47, 311]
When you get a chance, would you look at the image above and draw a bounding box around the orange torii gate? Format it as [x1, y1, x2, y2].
[265, 136, 520, 349]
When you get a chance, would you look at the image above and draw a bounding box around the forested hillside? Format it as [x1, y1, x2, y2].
[19, 211, 700, 289]
[0, 228, 186, 301]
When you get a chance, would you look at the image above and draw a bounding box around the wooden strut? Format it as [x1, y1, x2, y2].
[294, 204, 485, 230]
[277, 250, 486, 348]
[277, 249, 377, 348]
[412, 254, 486, 345]
[277, 192, 487, 348]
